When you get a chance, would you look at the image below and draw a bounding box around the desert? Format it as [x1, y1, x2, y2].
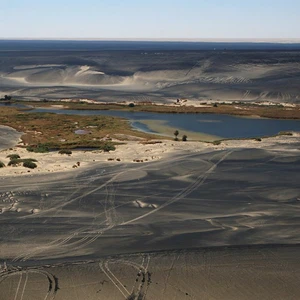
[0, 40, 300, 300]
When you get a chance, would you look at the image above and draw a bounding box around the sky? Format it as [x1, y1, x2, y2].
[0, 0, 299, 39]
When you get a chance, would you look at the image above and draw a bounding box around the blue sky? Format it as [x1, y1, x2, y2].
[0, 0, 299, 39]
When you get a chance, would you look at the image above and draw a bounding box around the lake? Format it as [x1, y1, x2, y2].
[31, 108, 300, 140]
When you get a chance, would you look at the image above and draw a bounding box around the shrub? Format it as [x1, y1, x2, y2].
[6, 154, 20, 160]
[0, 161, 5, 168]
[213, 140, 221, 145]
[8, 158, 37, 167]
[59, 149, 72, 155]
[182, 135, 187, 141]
[23, 161, 37, 169]
[278, 131, 293, 136]
[8, 159, 22, 166]
[101, 143, 116, 152]
[128, 103, 135, 108]
[213, 103, 218, 107]
[27, 144, 49, 153]
[174, 137, 179, 141]
[255, 138, 262, 142]
[26, 146, 34, 152]
[23, 158, 37, 162]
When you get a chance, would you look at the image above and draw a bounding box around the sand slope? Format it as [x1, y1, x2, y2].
[2, 51, 300, 103]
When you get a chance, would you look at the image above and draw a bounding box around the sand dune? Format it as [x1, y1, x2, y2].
[1, 42, 300, 299]
[2, 50, 300, 103]
[0, 133, 299, 299]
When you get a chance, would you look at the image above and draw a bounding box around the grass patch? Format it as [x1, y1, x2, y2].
[0, 107, 162, 150]
[26, 144, 49, 153]
[101, 143, 116, 152]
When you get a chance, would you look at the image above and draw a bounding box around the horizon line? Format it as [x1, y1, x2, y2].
[1, 38, 300, 43]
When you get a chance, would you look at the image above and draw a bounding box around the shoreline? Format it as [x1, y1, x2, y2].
[2, 99, 300, 120]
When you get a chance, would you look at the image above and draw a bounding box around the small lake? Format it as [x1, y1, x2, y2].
[31, 108, 300, 140]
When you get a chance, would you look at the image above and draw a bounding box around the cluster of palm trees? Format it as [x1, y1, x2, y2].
[1, 95, 12, 101]
[174, 130, 187, 141]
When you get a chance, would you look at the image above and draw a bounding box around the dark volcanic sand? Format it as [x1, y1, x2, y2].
[1, 41, 300, 103]
[0, 146, 300, 299]
[1, 149, 300, 261]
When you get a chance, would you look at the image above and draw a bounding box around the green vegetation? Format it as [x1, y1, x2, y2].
[101, 143, 116, 152]
[8, 158, 37, 167]
[1, 95, 12, 101]
[26, 144, 49, 153]
[212, 140, 221, 145]
[59, 149, 72, 155]
[0, 107, 163, 150]
[23, 160, 37, 169]
[0, 161, 5, 168]
[255, 138, 262, 142]
[182, 135, 187, 141]
[174, 130, 179, 141]
[0, 102, 298, 152]
[8, 159, 21, 167]
[6, 154, 20, 160]
[128, 103, 135, 108]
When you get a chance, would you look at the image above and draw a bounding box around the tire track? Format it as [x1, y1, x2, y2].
[121, 150, 233, 226]
[13, 153, 216, 262]
[13, 272, 22, 300]
[19, 271, 28, 300]
[99, 261, 128, 299]
[0, 269, 57, 300]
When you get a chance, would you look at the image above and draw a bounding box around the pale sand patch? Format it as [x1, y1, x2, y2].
[0, 132, 298, 178]
[0, 140, 203, 178]
[50, 104, 67, 108]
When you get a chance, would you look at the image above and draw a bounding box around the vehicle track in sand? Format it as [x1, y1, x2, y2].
[0, 268, 58, 300]
[11, 151, 230, 262]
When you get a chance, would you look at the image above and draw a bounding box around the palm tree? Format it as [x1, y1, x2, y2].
[174, 130, 179, 141]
